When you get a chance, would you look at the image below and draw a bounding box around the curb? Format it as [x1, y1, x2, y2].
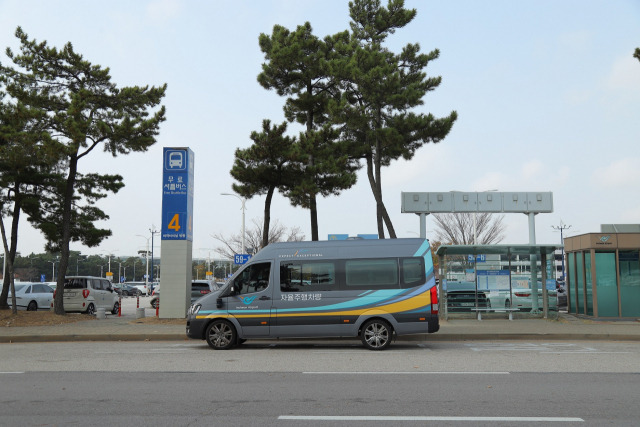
[0, 334, 188, 343]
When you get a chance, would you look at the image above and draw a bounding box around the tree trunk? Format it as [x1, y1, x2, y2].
[365, 154, 385, 239]
[262, 186, 275, 248]
[0, 185, 23, 310]
[53, 154, 78, 315]
[367, 137, 397, 240]
[310, 194, 318, 241]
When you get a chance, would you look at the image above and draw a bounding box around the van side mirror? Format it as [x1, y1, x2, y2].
[216, 298, 223, 309]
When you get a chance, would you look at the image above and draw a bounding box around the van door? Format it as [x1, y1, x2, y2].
[225, 262, 273, 338]
[272, 260, 345, 337]
[91, 279, 106, 309]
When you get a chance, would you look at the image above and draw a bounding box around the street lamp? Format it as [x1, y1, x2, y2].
[101, 250, 118, 275]
[221, 192, 246, 255]
[199, 248, 215, 278]
[136, 234, 151, 285]
[76, 255, 87, 275]
[132, 259, 139, 282]
[150, 227, 159, 283]
[48, 258, 59, 281]
[552, 221, 571, 281]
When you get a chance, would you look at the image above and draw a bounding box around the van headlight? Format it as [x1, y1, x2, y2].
[188, 303, 201, 316]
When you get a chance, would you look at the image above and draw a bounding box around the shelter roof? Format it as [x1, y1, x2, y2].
[435, 244, 562, 256]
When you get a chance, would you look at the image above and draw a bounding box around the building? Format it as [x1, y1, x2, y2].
[564, 225, 640, 318]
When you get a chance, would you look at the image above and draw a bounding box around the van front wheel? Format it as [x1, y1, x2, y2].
[205, 320, 236, 350]
[361, 319, 392, 351]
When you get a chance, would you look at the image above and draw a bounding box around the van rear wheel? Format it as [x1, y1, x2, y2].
[361, 319, 392, 351]
[111, 301, 119, 315]
[205, 320, 236, 350]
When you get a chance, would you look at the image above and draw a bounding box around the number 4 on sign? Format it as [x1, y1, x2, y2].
[168, 214, 181, 231]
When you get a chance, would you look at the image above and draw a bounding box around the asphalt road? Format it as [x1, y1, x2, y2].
[1, 340, 639, 426]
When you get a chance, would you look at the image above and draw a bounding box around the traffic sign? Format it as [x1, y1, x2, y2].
[234, 254, 251, 265]
[161, 148, 194, 241]
[467, 254, 486, 263]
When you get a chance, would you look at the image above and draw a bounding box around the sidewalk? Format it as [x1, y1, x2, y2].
[1, 311, 639, 343]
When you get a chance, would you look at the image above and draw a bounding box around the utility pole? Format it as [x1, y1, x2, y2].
[551, 221, 571, 281]
[150, 226, 159, 283]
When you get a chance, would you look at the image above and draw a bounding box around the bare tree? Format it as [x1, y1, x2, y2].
[211, 218, 305, 259]
[432, 212, 506, 245]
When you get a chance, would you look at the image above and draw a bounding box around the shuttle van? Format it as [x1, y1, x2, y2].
[186, 238, 439, 350]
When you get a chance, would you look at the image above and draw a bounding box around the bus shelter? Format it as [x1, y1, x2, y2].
[435, 244, 562, 320]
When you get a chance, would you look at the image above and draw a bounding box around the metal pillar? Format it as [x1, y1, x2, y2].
[528, 212, 539, 312]
[419, 213, 427, 239]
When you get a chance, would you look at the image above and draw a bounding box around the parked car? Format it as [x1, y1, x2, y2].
[112, 283, 142, 297]
[557, 285, 568, 308]
[511, 287, 558, 312]
[8, 283, 54, 311]
[55, 276, 119, 315]
[446, 281, 491, 312]
[150, 285, 160, 309]
[191, 280, 216, 302]
[126, 281, 151, 296]
[150, 280, 217, 309]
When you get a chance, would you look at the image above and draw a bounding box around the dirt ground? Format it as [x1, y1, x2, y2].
[0, 310, 93, 327]
[0, 310, 184, 327]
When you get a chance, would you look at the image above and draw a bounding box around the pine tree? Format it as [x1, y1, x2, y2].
[331, 0, 457, 238]
[0, 95, 58, 311]
[1, 27, 166, 314]
[230, 120, 296, 248]
[258, 23, 358, 240]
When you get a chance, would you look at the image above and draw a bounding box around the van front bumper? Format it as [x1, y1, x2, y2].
[186, 316, 208, 340]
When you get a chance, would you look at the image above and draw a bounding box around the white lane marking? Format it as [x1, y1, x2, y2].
[278, 415, 584, 422]
[94, 350, 190, 355]
[303, 371, 509, 375]
[311, 351, 402, 354]
[467, 343, 599, 353]
[544, 351, 631, 354]
[0, 372, 24, 374]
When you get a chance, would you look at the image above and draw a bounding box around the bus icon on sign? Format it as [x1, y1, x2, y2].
[168, 152, 183, 168]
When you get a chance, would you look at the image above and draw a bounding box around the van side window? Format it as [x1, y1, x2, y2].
[345, 259, 398, 288]
[234, 262, 271, 295]
[401, 257, 425, 287]
[280, 262, 336, 292]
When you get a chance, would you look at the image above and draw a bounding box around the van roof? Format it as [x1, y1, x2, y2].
[250, 238, 430, 262]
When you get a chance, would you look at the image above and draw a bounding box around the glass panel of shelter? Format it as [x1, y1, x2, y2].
[443, 250, 555, 316]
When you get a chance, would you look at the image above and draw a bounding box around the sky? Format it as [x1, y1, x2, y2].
[0, 0, 639, 262]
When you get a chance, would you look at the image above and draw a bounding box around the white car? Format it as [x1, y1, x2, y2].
[8, 283, 54, 311]
[56, 276, 119, 315]
[126, 281, 151, 296]
[511, 287, 558, 311]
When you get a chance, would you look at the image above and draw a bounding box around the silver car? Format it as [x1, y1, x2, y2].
[8, 283, 55, 311]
